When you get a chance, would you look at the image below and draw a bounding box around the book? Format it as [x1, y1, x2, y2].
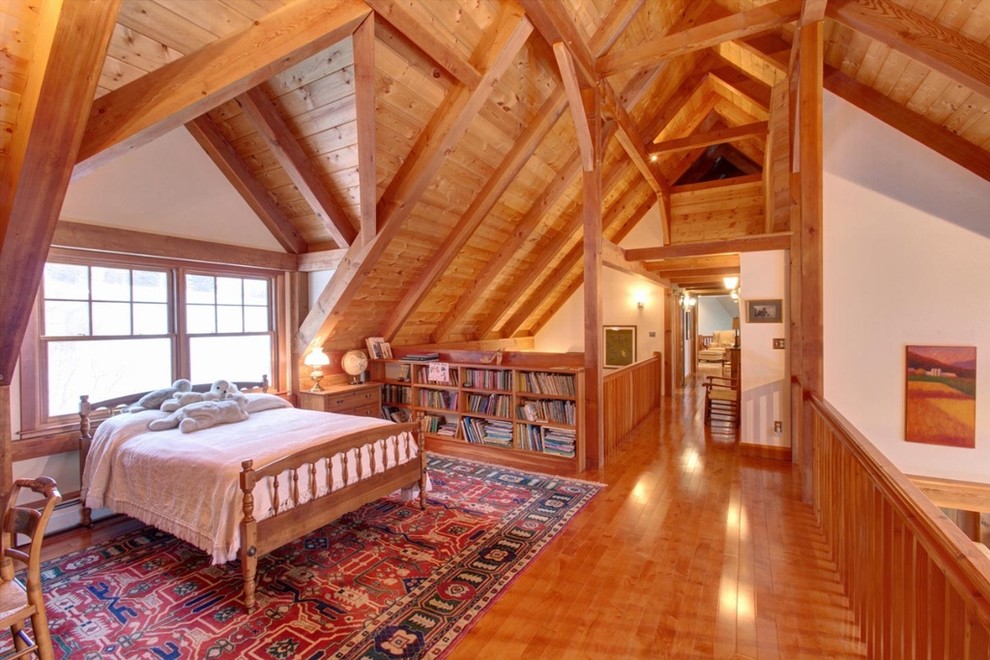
[404, 352, 440, 361]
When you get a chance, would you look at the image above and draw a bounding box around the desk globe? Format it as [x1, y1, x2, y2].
[341, 349, 369, 384]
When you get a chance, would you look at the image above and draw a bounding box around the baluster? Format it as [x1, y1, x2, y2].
[309, 463, 317, 499]
[292, 469, 300, 507]
[272, 475, 280, 515]
[342, 450, 349, 487]
[325, 456, 333, 492]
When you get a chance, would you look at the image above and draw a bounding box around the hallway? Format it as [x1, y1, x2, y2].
[450, 377, 867, 658]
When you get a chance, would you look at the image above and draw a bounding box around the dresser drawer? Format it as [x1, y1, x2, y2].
[298, 385, 381, 418]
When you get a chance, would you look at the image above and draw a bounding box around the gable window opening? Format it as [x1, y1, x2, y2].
[21, 254, 279, 434]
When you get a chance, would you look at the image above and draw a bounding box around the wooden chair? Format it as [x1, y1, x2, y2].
[703, 376, 739, 428]
[0, 477, 62, 660]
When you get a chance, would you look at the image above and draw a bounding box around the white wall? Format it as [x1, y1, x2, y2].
[740, 251, 788, 447]
[62, 128, 283, 250]
[698, 296, 734, 335]
[823, 92, 990, 482]
[534, 203, 667, 364]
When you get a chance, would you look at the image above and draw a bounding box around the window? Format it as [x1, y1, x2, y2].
[23, 253, 279, 429]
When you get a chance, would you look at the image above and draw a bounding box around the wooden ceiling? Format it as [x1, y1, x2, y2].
[2, 0, 989, 370]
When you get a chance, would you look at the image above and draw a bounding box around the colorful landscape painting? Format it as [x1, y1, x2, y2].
[905, 345, 977, 448]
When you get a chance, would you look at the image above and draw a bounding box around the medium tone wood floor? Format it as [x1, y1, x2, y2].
[42, 376, 866, 658]
[450, 375, 867, 659]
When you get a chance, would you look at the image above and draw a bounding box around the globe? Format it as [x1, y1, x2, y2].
[341, 349, 369, 384]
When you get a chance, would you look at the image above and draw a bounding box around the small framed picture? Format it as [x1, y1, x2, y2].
[746, 299, 782, 323]
[603, 325, 636, 368]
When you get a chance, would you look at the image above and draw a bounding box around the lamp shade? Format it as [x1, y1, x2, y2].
[304, 347, 331, 367]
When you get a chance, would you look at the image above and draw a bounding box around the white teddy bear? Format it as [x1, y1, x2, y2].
[159, 379, 235, 412]
[127, 379, 192, 412]
[148, 393, 249, 434]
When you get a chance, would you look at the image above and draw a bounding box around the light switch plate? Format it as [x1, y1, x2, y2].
[773, 338, 786, 349]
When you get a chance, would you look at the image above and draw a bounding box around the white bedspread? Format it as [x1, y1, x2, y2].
[82, 405, 417, 564]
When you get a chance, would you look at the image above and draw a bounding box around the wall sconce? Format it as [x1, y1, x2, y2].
[304, 346, 331, 392]
[681, 293, 696, 308]
[637, 300, 645, 309]
[723, 276, 739, 290]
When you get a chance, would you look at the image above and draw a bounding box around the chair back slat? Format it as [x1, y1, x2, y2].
[0, 475, 61, 659]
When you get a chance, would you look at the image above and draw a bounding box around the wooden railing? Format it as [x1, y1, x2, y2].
[811, 394, 990, 657]
[603, 352, 662, 460]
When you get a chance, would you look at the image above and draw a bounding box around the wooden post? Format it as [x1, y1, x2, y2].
[798, 21, 824, 503]
[0, 386, 10, 505]
[663, 290, 674, 396]
[583, 83, 604, 469]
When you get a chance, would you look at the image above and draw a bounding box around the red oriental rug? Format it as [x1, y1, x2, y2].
[43, 455, 602, 658]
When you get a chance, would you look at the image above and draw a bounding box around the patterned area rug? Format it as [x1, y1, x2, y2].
[44, 455, 602, 658]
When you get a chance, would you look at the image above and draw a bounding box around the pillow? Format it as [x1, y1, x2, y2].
[243, 393, 292, 414]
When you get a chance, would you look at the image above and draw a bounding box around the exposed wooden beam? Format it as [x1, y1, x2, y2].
[824, 68, 990, 183]
[708, 60, 773, 112]
[602, 83, 672, 197]
[353, 15, 377, 243]
[649, 121, 768, 155]
[237, 87, 357, 248]
[519, 0, 596, 86]
[625, 233, 793, 261]
[602, 241, 671, 287]
[827, 0, 990, 100]
[430, 157, 582, 342]
[363, 0, 481, 89]
[598, 0, 801, 76]
[800, 0, 829, 25]
[505, 178, 655, 338]
[527, 185, 657, 336]
[652, 266, 740, 279]
[51, 222, 298, 271]
[295, 8, 533, 352]
[425, 6, 648, 342]
[379, 90, 568, 341]
[478, 163, 629, 339]
[0, 0, 119, 383]
[185, 116, 308, 254]
[554, 44, 595, 172]
[297, 249, 347, 272]
[75, 0, 371, 176]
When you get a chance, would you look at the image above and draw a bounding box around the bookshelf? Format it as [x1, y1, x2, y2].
[370, 355, 585, 474]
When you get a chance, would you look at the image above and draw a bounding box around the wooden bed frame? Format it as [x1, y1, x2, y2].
[78, 378, 427, 611]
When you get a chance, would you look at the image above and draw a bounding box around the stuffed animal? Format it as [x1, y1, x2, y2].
[128, 379, 192, 412]
[159, 379, 236, 412]
[148, 394, 249, 434]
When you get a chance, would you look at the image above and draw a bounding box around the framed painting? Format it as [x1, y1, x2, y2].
[905, 345, 976, 448]
[746, 299, 782, 323]
[603, 325, 636, 368]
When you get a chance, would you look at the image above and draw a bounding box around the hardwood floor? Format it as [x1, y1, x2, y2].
[450, 376, 866, 659]
[41, 376, 866, 658]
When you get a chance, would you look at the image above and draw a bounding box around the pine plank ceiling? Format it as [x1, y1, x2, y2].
[2, 0, 989, 368]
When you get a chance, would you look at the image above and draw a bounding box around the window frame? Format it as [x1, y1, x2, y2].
[18, 248, 282, 437]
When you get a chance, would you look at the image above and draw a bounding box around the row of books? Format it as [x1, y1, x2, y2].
[381, 405, 411, 423]
[543, 427, 576, 458]
[383, 384, 412, 404]
[518, 371, 576, 396]
[418, 389, 458, 410]
[466, 393, 513, 417]
[462, 368, 513, 391]
[424, 414, 457, 436]
[461, 417, 513, 447]
[516, 399, 576, 425]
[415, 369, 458, 386]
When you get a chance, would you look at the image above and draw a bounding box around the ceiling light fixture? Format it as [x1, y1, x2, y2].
[723, 276, 739, 290]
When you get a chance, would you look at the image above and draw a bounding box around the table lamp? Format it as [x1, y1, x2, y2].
[304, 346, 331, 391]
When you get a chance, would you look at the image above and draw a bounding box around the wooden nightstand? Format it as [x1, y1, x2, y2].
[298, 382, 382, 418]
